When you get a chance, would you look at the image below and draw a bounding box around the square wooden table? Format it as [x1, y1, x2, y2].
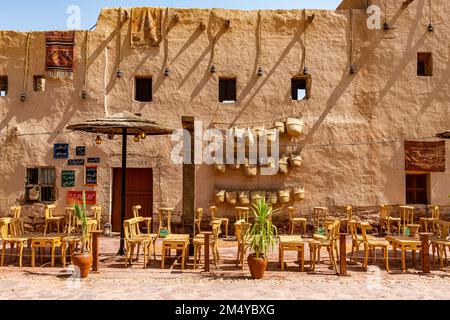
[385, 235, 422, 272]
[279, 235, 305, 272]
[161, 234, 190, 270]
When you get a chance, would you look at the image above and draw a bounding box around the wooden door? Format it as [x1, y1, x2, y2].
[112, 168, 153, 232]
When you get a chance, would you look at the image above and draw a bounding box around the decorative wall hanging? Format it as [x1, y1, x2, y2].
[61, 170, 75, 188]
[405, 141, 445, 172]
[68, 159, 85, 166]
[130, 7, 163, 48]
[76, 146, 86, 156]
[87, 158, 101, 164]
[45, 31, 75, 80]
[84, 166, 98, 186]
[54, 143, 69, 159]
[67, 191, 96, 205]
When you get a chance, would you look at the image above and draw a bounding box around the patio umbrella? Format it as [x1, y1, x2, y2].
[67, 111, 174, 255]
[436, 131, 450, 139]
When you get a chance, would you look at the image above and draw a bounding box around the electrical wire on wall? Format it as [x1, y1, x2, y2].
[21, 32, 31, 101]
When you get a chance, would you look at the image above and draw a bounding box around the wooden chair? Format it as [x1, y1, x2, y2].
[193, 220, 221, 269]
[380, 205, 400, 235]
[61, 207, 81, 267]
[235, 207, 250, 224]
[420, 206, 440, 233]
[431, 222, 450, 271]
[348, 220, 375, 262]
[132, 205, 152, 234]
[194, 208, 203, 236]
[235, 220, 252, 270]
[44, 205, 64, 234]
[308, 221, 338, 273]
[0, 218, 28, 267]
[313, 207, 328, 234]
[288, 207, 307, 237]
[210, 206, 229, 238]
[360, 222, 390, 272]
[10, 206, 21, 218]
[339, 206, 353, 234]
[90, 205, 102, 231]
[124, 217, 157, 269]
[399, 206, 415, 236]
[157, 207, 173, 236]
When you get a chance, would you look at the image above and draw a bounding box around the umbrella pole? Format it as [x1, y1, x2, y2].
[117, 128, 127, 256]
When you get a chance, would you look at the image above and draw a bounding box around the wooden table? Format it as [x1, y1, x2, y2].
[90, 230, 103, 273]
[386, 235, 422, 272]
[279, 235, 305, 272]
[161, 234, 190, 270]
[30, 233, 64, 267]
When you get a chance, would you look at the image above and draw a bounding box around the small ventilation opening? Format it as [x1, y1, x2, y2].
[135, 77, 153, 102]
[219, 78, 237, 103]
[0, 76, 8, 97]
[417, 52, 433, 77]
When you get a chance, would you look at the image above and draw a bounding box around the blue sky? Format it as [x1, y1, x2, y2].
[0, 0, 342, 31]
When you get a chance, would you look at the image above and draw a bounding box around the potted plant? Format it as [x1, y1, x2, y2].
[245, 200, 278, 279]
[72, 191, 93, 278]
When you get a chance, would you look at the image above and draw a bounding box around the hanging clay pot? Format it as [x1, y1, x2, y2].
[292, 187, 306, 201]
[279, 157, 289, 175]
[251, 191, 266, 203]
[214, 190, 226, 204]
[267, 192, 278, 205]
[226, 191, 238, 205]
[286, 117, 304, 137]
[238, 191, 250, 205]
[274, 121, 286, 134]
[278, 190, 291, 204]
[290, 154, 303, 168]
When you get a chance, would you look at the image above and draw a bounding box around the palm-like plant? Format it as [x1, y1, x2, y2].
[73, 191, 89, 253]
[246, 199, 279, 259]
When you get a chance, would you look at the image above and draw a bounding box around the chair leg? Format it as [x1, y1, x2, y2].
[129, 245, 135, 267]
[143, 245, 147, 269]
[363, 245, 369, 271]
[51, 244, 56, 267]
[19, 242, 24, 268]
[384, 246, 390, 272]
[193, 244, 198, 269]
[1, 242, 6, 267]
[161, 246, 166, 269]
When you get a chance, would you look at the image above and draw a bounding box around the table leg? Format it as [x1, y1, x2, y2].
[412, 250, 416, 266]
[393, 243, 397, 266]
[204, 234, 210, 272]
[300, 248, 305, 272]
[280, 247, 284, 271]
[92, 232, 100, 272]
[31, 247, 35, 268]
[401, 247, 406, 272]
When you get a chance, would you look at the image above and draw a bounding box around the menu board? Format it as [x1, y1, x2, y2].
[85, 166, 98, 186]
[87, 158, 101, 164]
[68, 159, 85, 166]
[54, 144, 69, 159]
[61, 170, 75, 187]
[67, 191, 97, 205]
[76, 146, 86, 156]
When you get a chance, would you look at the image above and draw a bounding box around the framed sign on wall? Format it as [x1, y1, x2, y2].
[68, 159, 85, 166]
[54, 143, 69, 159]
[84, 166, 98, 186]
[76, 146, 86, 156]
[61, 170, 75, 187]
[67, 191, 97, 205]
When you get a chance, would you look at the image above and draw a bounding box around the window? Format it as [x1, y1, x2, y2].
[406, 174, 428, 204]
[135, 77, 152, 102]
[33, 76, 46, 92]
[219, 78, 236, 103]
[417, 52, 432, 76]
[292, 77, 310, 100]
[0, 76, 7, 97]
[25, 167, 56, 203]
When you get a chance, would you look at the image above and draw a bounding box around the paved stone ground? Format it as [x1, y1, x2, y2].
[1, 236, 449, 300]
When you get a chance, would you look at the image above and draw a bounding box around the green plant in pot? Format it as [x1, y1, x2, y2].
[245, 199, 278, 279]
[72, 191, 93, 278]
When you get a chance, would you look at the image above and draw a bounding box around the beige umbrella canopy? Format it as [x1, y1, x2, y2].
[67, 111, 173, 136]
[436, 131, 450, 139]
[66, 111, 174, 256]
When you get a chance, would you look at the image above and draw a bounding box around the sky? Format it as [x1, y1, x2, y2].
[0, 0, 342, 31]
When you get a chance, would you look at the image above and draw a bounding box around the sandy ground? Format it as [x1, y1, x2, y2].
[1, 236, 449, 300]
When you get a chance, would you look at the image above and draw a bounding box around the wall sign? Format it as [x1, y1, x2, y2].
[68, 159, 85, 166]
[76, 146, 86, 156]
[87, 158, 101, 164]
[54, 144, 69, 159]
[84, 166, 98, 186]
[405, 140, 446, 172]
[61, 170, 75, 187]
[67, 191, 97, 205]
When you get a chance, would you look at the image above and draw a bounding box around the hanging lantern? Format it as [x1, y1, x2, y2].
[95, 135, 102, 145]
[81, 90, 88, 100]
[257, 67, 264, 76]
[164, 67, 170, 76]
[20, 93, 27, 102]
[210, 64, 217, 73]
[350, 65, 356, 75]
[140, 131, 147, 140]
[303, 66, 309, 76]
[117, 69, 124, 78]
[103, 223, 112, 237]
[134, 135, 140, 143]
[427, 24, 434, 33]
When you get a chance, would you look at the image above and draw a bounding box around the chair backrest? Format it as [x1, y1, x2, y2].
[348, 220, 358, 242]
[8, 218, 23, 237]
[0, 219, 10, 240]
[211, 220, 222, 240]
[210, 206, 218, 220]
[64, 207, 78, 235]
[132, 205, 142, 218]
[91, 205, 102, 223]
[196, 208, 203, 221]
[313, 207, 328, 232]
[380, 205, 393, 219]
[44, 204, 56, 219]
[235, 220, 250, 244]
[10, 206, 21, 219]
[288, 207, 295, 220]
[345, 206, 352, 220]
[400, 206, 415, 225]
[359, 222, 372, 242]
[124, 217, 144, 239]
[235, 207, 250, 222]
[431, 206, 440, 220]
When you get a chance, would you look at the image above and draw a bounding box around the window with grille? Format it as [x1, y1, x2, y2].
[417, 52, 432, 77]
[406, 174, 428, 204]
[135, 77, 153, 102]
[25, 167, 56, 203]
[219, 78, 237, 103]
[0, 76, 7, 97]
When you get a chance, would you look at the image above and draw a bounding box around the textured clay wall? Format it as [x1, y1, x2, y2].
[0, 0, 449, 229]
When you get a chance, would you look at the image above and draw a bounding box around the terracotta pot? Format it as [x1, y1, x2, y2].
[247, 253, 268, 279]
[72, 252, 93, 279]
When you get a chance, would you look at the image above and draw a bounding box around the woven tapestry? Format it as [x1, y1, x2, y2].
[131, 7, 162, 48]
[45, 31, 75, 80]
[405, 140, 446, 172]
